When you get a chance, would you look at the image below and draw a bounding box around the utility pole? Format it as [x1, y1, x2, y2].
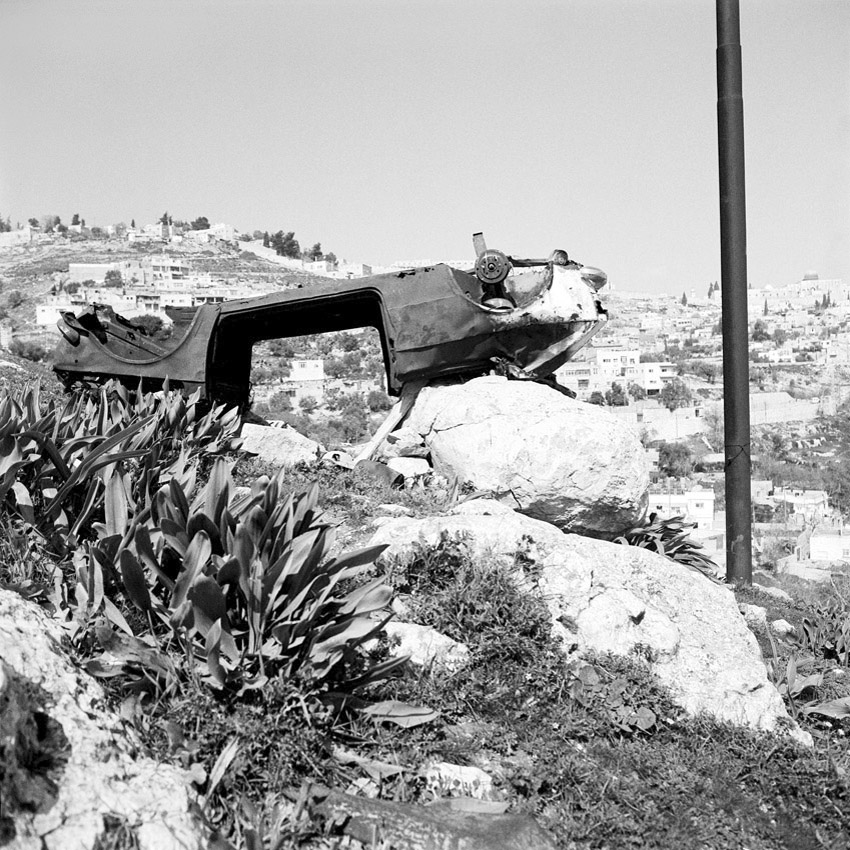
[717, 0, 753, 584]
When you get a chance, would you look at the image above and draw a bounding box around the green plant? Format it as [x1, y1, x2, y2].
[0, 380, 241, 563]
[800, 598, 850, 666]
[88, 462, 412, 703]
[615, 514, 722, 582]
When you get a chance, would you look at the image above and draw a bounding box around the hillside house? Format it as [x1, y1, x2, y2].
[647, 484, 716, 531]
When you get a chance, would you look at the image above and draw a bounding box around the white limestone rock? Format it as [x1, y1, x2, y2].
[404, 376, 649, 538]
[739, 603, 768, 630]
[0, 590, 203, 850]
[770, 619, 796, 637]
[380, 426, 430, 459]
[384, 622, 469, 673]
[239, 423, 323, 468]
[422, 762, 500, 801]
[386, 456, 432, 481]
[369, 501, 807, 740]
[376, 503, 414, 518]
[753, 583, 793, 603]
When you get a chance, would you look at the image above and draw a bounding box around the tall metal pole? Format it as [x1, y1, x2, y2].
[717, 0, 753, 584]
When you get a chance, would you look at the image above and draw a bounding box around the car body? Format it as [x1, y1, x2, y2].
[53, 251, 608, 408]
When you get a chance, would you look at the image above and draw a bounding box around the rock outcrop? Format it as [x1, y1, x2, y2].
[0, 590, 203, 850]
[369, 500, 807, 740]
[403, 376, 649, 538]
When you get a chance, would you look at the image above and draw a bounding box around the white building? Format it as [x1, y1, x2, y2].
[647, 485, 716, 531]
[809, 528, 850, 562]
[0, 226, 33, 248]
[769, 487, 830, 525]
[556, 343, 677, 399]
[69, 263, 116, 284]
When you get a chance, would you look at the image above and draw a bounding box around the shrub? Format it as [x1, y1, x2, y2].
[615, 514, 721, 582]
[87, 463, 410, 702]
[9, 340, 48, 362]
[0, 380, 242, 560]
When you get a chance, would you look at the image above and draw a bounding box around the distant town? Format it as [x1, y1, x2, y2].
[0, 215, 848, 578]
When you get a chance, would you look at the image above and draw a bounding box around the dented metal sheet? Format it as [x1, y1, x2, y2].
[52, 240, 607, 406]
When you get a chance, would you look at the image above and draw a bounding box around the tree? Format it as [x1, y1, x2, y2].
[267, 391, 292, 414]
[271, 230, 300, 258]
[40, 214, 61, 231]
[773, 328, 788, 347]
[71, 213, 80, 226]
[307, 242, 323, 261]
[6, 290, 24, 308]
[191, 216, 210, 231]
[262, 231, 270, 248]
[707, 282, 714, 299]
[131, 314, 171, 341]
[764, 299, 769, 316]
[681, 292, 688, 307]
[324, 252, 337, 266]
[159, 211, 172, 225]
[588, 391, 605, 406]
[367, 389, 393, 412]
[28, 217, 39, 228]
[627, 382, 646, 401]
[65, 282, 80, 295]
[657, 441, 693, 478]
[605, 382, 627, 406]
[751, 319, 770, 342]
[9, 339, 48, 362]
[693, 360, 719, 384]
[659, 377, 692, 412]
[298, 395, 319, 414]
[103, 269, 123, 288]
[131, 218, 136, 229]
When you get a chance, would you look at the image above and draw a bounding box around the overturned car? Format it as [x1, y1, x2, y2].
[52, 235, 608, 407]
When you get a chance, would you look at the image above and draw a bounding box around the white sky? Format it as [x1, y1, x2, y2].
[1, 0, 847, 293]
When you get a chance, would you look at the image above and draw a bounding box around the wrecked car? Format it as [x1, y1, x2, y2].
[52, 235, 608, 407]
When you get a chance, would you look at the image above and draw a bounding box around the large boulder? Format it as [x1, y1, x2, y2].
[404, 376, 649, 538]
[0, 590, 203, 850]
[369, 501, 807, 741]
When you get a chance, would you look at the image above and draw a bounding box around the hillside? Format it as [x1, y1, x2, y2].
[0, 235, 320, 329]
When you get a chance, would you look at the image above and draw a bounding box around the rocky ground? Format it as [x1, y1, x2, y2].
[0, 351, 849, 850]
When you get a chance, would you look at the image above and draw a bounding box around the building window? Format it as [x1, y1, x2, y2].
[695, 502, 704, 509]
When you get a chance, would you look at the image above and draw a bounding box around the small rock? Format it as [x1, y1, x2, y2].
[240, 423, 323, 468]
[384, 622, 469, 672]
[753, 583, 793, 603]
[770, 619, 796, 637]
[376, 503, 414, 517]
[422, 762, 500, 801]
[382, 426, 430, 459]
[386, 457, 432, 480]
[739, 603, 768, 630]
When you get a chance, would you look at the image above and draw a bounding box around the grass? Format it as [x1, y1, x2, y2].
[341, 537, 850, 849]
